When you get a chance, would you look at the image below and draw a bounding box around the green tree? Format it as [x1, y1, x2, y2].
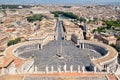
[79, 17, 86, 23]
[27, 14, 43, 22]
[7, 38, 21, 46]
[51, 11, 79, 19]
[117, 46, 120, 52]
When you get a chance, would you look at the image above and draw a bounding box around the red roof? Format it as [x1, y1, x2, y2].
[6, 28, 15, 33]
[14, 59, 23, 68]
[0, 57, 14, 68]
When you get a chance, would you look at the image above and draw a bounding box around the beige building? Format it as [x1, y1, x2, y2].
[94, 33, 117, 45]
[0, 33, 9, 51]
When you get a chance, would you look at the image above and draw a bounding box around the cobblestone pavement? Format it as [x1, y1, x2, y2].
[19, 21, 102, 71]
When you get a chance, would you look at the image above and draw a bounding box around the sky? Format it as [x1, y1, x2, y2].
[0, 0, 120, 4]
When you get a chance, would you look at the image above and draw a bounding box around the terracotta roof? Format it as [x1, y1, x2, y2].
[14, 58, 24, 68]
[0, 57, 14, 68]
[0, 74, 24, 80]
[29, 72, 106, 77]
[0, 72, 113, 80]
[6, 28, 15, 33]
[107, 74, 117, 80]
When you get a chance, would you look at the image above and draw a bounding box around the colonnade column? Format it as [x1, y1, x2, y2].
[78, 65, 81, 73]
[70, 65, 73, 73]
[1, 68, 5, 75]
[46, 65, 49, 74]
[83, 43, 84, 49]
[58, 66, 61, 73]
[82, 66, 85, 73]
[41, 43, 43, 49]
[35, 65, 38, 73]
[64, 64, 67, 73]
[94, 66, 97, 73]
[51, 65, 54, 73]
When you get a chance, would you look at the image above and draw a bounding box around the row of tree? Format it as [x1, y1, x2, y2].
[51, 11, 78, 19]
[51, 11, 86, 22]
[103, 20, 120, 28]
[92, 26, 107, 33]
[27, 14, 43, 22]
[0, 4, 31, 9]
[92, 20, 120, 33]
[7, 38, 21, 46]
